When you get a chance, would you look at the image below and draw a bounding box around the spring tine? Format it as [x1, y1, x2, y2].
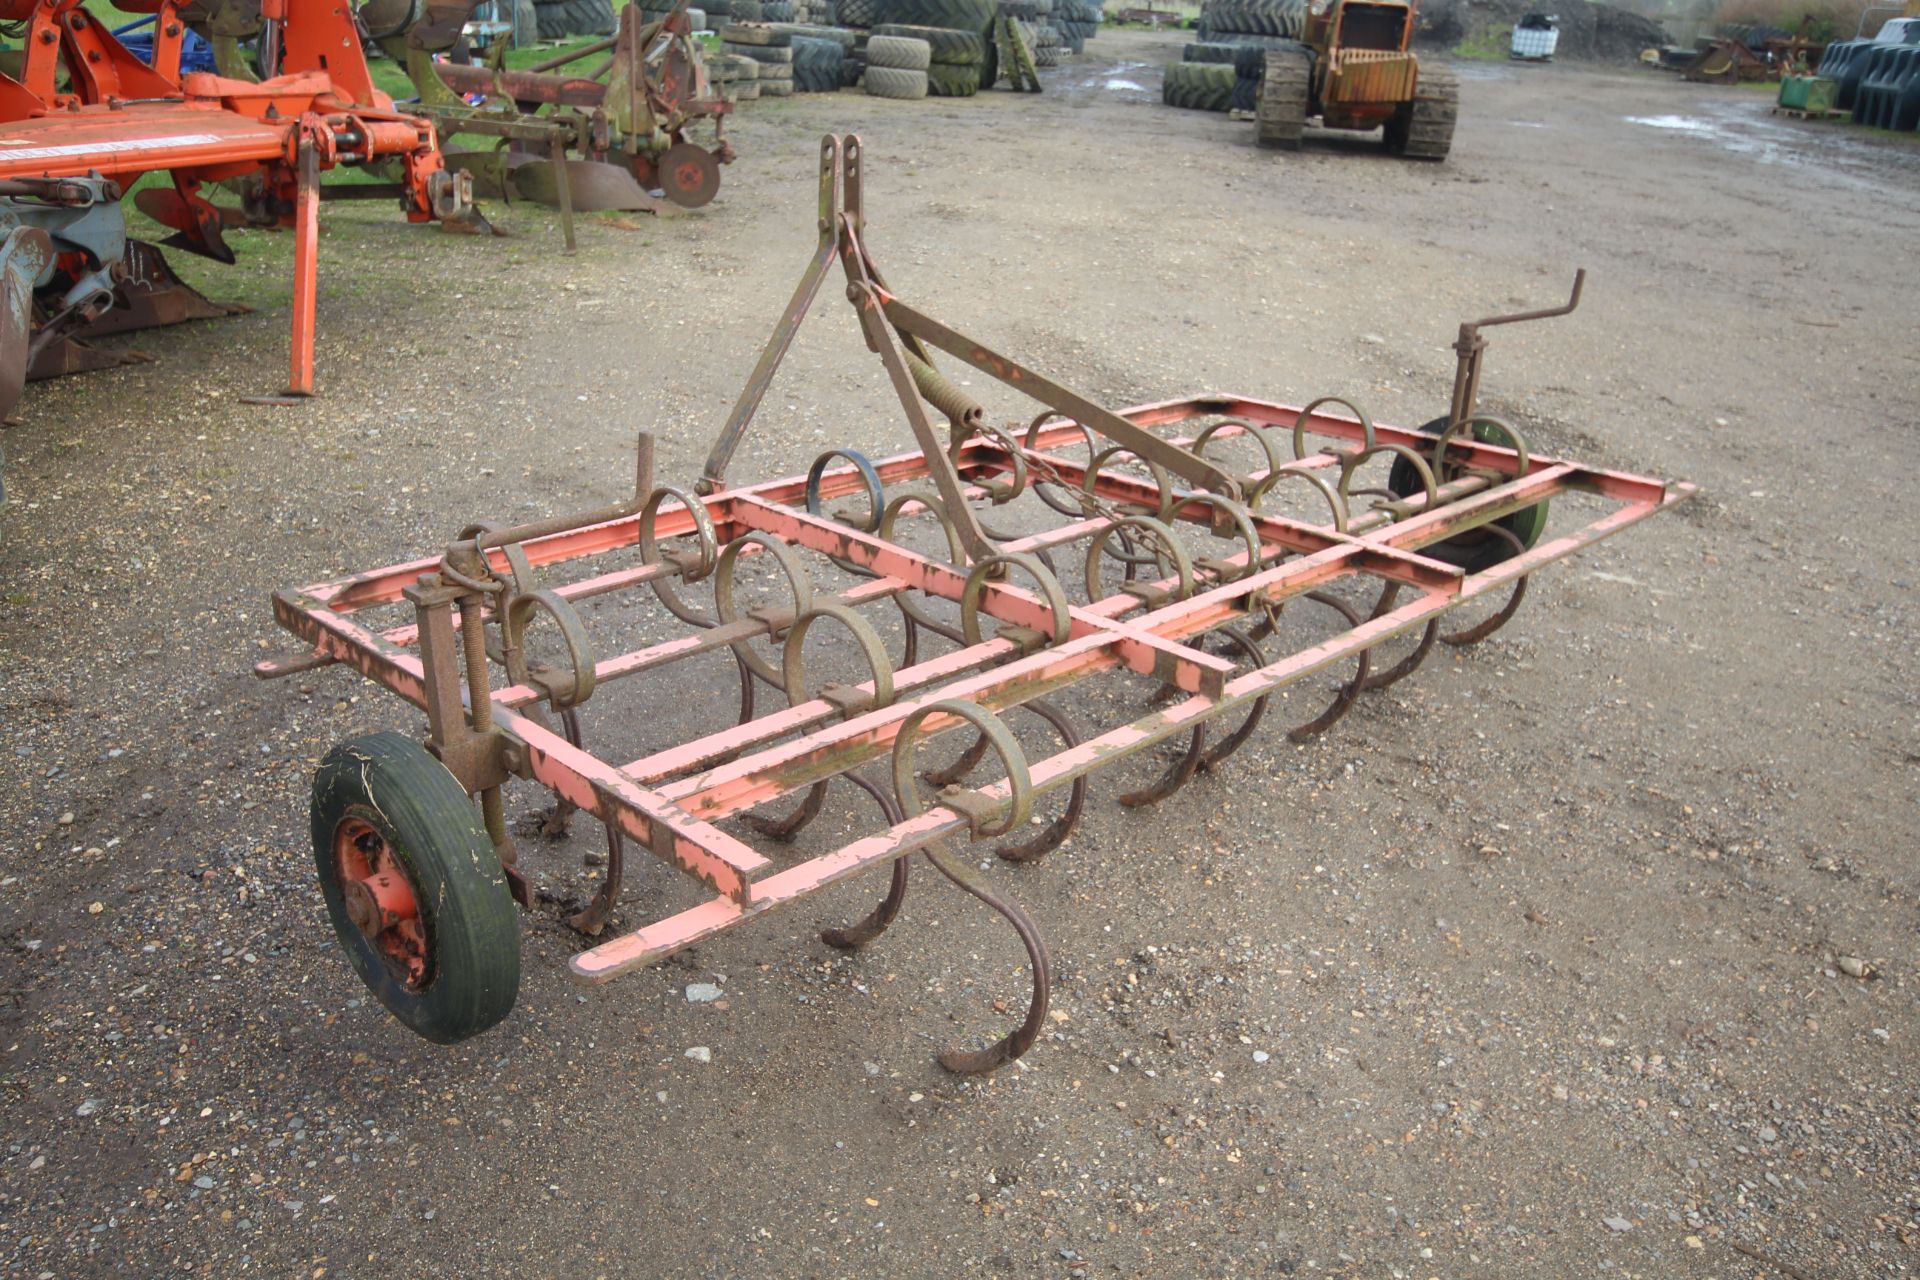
[993, 698, 1086, 864]
[922, 727, 993, 788]
[820, 769, 910, 950]
[1198, 626, 1270, 770]
[1118, 721, 1207, 808]
[740, 778, 830, 841]
[924, 843, 1052, 1074]
[1440, 527, 1531, 647]
[564, 707, 625, 936]
[1284, 591, 1372, 741]
[1357, 582, 1440, 693]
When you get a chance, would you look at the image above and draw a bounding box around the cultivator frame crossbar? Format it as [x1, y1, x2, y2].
[264, 135, 1695, 1071]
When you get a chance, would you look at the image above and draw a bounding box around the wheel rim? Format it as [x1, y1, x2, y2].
[333, 816, 433, 992]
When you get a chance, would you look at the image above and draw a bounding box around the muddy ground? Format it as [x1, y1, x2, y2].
[3, 30, 1918, 1280]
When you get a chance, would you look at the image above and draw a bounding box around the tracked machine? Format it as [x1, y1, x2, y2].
[260, 136, 1691, 1072]
[1256, 0, 1457, 158]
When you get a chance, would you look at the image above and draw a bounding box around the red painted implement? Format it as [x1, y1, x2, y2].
[262, 135, 1695, 1070]
[0, 0, 476, 420]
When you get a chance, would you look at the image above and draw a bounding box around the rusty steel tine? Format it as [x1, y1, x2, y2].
[921, 729, 993, 788]
[1118, 721, 1207, 808]
[1358, 581, 1440, 692]
[740, 779, 831, 841]
[1440, 526, 1531, 647]
[1196, 626, 1270, 771]
[558, 706, 626, 935]
[923, 844, 1052, 1074]
[820, 769, 910, 950]
[991, 699, 1087, 863]
[1282, 591, 1372, 741]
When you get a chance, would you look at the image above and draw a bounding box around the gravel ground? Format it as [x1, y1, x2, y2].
[2, 31, 1917, 1280]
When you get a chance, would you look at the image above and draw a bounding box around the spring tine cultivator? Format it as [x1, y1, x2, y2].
[263, 135, 1696, 1070]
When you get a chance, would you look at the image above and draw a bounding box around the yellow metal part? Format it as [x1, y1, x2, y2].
[1324, 48, 1418, 105]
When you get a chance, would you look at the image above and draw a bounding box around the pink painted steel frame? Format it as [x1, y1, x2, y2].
[265, 392, 1696, 984]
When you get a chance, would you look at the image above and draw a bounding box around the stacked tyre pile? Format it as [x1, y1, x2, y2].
[1194, 0, 1301, 43]
[1166, 40, 1263, 113]
[720, 22, 797, 96]
[1001, 0, 1059, 68]
[867, 0, 995, 95]
[535, 0, 617, 39]
[864, 31, 933, 97]
[1051, 0, 1099, 54]
[638, 3, 708, 27]
[1161, 56, 1235, 112]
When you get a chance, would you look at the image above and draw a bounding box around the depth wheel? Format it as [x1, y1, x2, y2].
[1255, 43, 1311, 151]
[659, 142, 721, 209]
[311, 732, 521, 1044]
[1388, 416, 1546, 572]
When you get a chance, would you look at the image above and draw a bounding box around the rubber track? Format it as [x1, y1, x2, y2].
[1255, 43, 1309, 149]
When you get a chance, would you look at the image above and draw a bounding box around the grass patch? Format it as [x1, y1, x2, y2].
[1451, 25, 1512, 61]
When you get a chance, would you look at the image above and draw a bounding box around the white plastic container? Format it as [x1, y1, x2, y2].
[1510, 17, 1559, 60]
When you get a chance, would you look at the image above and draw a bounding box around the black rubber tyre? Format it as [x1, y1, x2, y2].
[1162, 60, 1234, 111]
[792, 35, 845, 88]
[841, 54, 866, 84]
[1034, 40, 1056, 64]
[1183, 40, 1238, 61]
[836, 0, 876, 22]
[873, 22, 985, 61]
[1385, 64, 1457, 161]
[863, 64, 929, 95]
[725, 39, 795, 59]
[761, 76, 795, 93]
[999, 0, 1040, 16]
[730, 0, 764, 17]
[1255, 41, 1309, 149]
[1387, 416, 1549, 570]
[874, 0, 994, 30]
[1200, 0, 1301, 37]
[981, 31, 998, 85]
[1231, 70, 1257, 111]
[866, 32, 932, 67]
[311, 733, 519, 1045]
[763, 0, 794, 18]
[926, 60, 982, 93]
[534, 0, 617, 38]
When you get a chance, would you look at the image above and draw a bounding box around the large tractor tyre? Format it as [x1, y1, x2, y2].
[981, 33, 998, 85]
[792, 35, 844, 88]
[535, 0, 617, 38]
[864, 64, 930, 95]
[1255, 41, 1310, 149]
[1386, 64, 1457, 160]
[836, 0, 877, 22]
[874, 0, 995, 32]
[1183, 41, 1240, 62]
[866, 32, 932, 67]
[1200, 0, 1302, 37]
[999, 0, 1041, 16]
[731, 0, 764, 17]
[1034, 40, 1057, 64]
[311, 733, 520, 1045]
[1231, 70, 1258, 111]
[873, 23, 986, 61]
[927, 60, 983, 93]
[1162, 60, 1235, 111]
[1387, 416, 1549, 571]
